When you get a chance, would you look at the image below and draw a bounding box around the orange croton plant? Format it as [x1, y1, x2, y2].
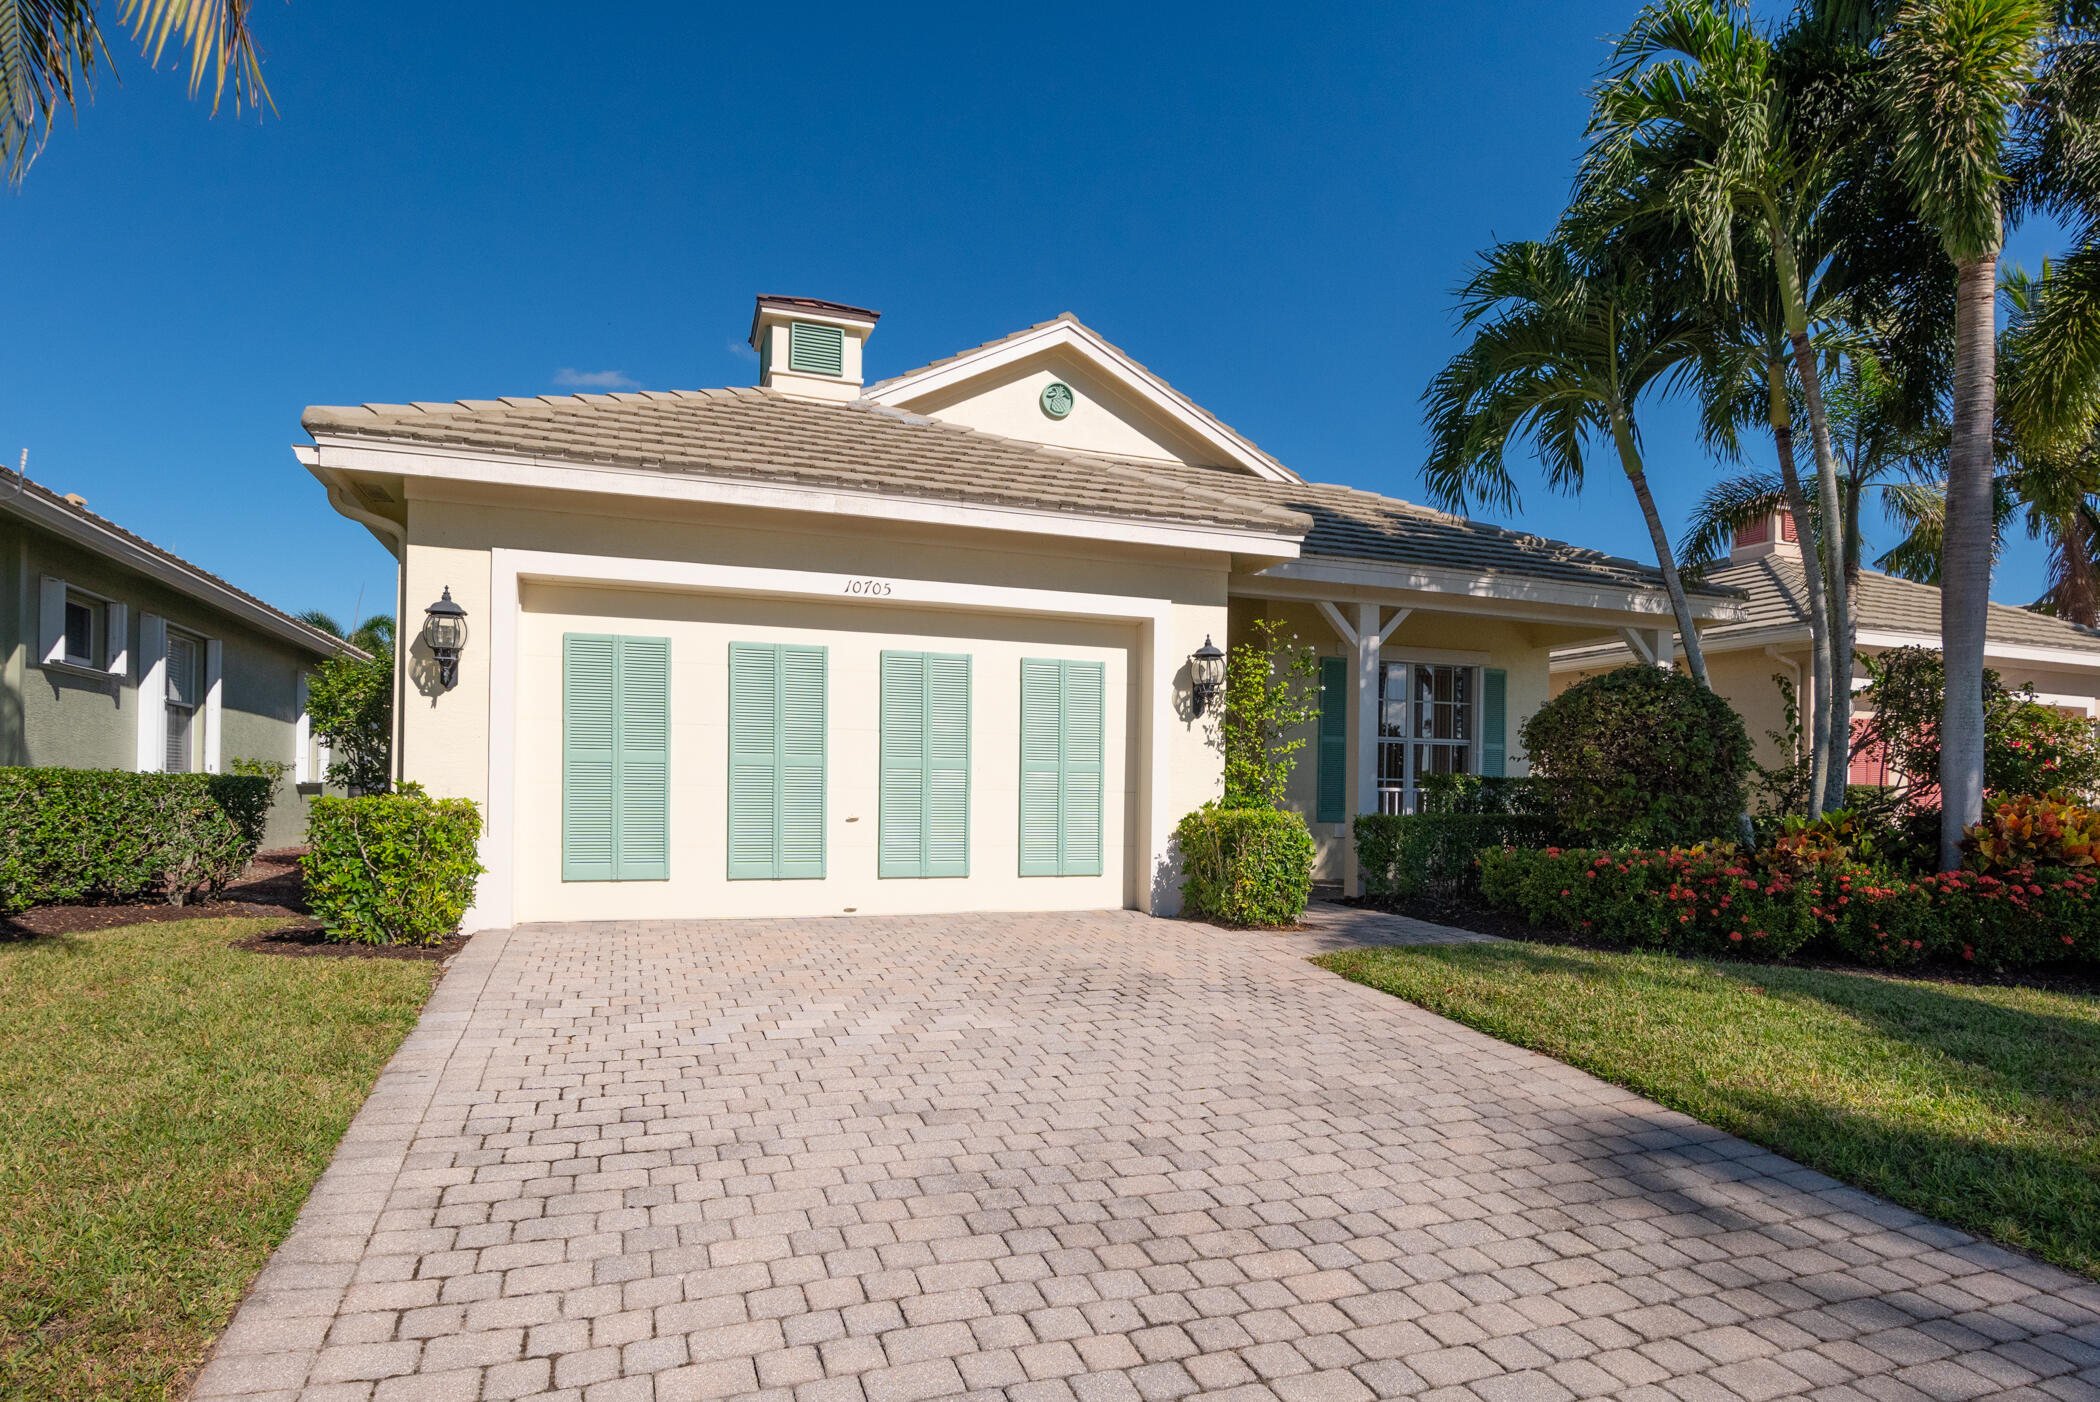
[1966, 792, 2100, 872]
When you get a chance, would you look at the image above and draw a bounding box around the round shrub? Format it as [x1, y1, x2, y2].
[1175, 808, 1315, 927]
[1522, 666, 1751, 845]
[304, 783, 484, 946]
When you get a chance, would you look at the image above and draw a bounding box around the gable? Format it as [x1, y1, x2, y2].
[865, 315, 1299, 482]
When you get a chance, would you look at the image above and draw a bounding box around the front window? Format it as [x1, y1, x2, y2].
[165, 632, 199, 773]
[1376, 662, 1475, 812]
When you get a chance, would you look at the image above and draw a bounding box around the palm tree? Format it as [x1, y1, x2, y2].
[1422, 236, 1717, 687]
[296, 608, 394, 656]
[1587, 0, 1859, 798]
[3, 0, 270, 183]
[1880, 0, 2046, 866]
[2000, 263, 2100, 623]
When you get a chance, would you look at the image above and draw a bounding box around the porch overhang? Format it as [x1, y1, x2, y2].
[1233, 556, 1747, 633]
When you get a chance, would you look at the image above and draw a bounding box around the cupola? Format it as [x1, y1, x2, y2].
[749, 295, 881, 402]
[1730, 506, 1800, 563]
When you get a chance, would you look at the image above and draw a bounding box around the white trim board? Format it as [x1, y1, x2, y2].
[308, 438, 1303, 561]
[1243, 559, 1744, 627]
[471, 549, 1181, 933]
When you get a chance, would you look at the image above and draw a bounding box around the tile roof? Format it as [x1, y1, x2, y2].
[1557, 553, 2100, 663]
[303, 386, 1719, 600]
[1139, 462, 1740, 598]
[302, 388, 1309, 536]
[0, 472, 361, 659]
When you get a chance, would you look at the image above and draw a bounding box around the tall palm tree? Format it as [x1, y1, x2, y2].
[2, 0, 270, 183]
[1880, 0, 2045, 866]
[1422, 236, 1717, 687]
[2001, 262, 2100, 623]
[1587, 0, 1859, 796]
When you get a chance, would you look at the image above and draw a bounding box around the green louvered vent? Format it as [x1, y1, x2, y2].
[563, 634, 670, 882]
[1316, 656, 1348, 823]
[728, 641, 827, 880]
[1019, 658, 1104, 877]
[880, 652, 971, 878]
[787, 321, 845, 377]
[1482, 667, 1508, 778]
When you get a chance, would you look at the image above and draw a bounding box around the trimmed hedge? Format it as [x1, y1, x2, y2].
[1176, 808, 1315, 927]
[1354, 812, 1558, 901]
[304, 784, 484, 946]
[0, 768, 272, 914]
[1477, 844, 2100, 971]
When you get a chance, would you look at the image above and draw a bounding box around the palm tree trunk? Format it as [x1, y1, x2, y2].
[1826, 471, 1865, 814]
[1611, 411, 1713, 688]
[1940, 254, 2000, 868]
[1768, 350, 1832, 818]
[1772, 231, 1854, 809]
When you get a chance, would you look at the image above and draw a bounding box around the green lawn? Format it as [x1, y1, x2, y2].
[0, 918, 439, 1402]
[1316, 941, 2100, 1280]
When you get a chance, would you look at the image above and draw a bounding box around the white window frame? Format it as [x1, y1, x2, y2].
[1374, 659, 1486, 815]
[38, 577, 128, 680]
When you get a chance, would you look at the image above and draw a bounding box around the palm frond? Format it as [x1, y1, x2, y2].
[0, 0, 105, 183]
[1678, 471, 1788, 575]
[119, 0, 268, 114]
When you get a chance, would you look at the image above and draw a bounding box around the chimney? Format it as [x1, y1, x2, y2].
[749, 295, 881, 402]
[1730, 505, 1801, 564]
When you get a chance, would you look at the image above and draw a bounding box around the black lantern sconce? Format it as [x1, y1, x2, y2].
[1189, 635, 1226, 717]
[422, 587, 469, 691]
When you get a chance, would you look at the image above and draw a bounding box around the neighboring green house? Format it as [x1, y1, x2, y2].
[0, 473, 365, 849]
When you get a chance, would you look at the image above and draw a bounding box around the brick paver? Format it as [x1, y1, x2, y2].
[190, 911, 2100, 1401]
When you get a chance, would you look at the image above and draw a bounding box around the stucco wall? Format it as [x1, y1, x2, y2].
[3, 517, 335, 849]
[397, 483, 1232, 925]
[902, 350, 1221, 466]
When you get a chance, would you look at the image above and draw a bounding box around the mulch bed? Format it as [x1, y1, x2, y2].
[1347, 893, 2100, 996]
[2, 851, 466, 962]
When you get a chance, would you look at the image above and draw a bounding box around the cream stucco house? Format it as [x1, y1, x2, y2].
[1552, 507, 2100, 778]
[301, 296, 1742, 931]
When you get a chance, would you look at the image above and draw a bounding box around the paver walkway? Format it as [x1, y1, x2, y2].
[191, 911, 2100, 1402]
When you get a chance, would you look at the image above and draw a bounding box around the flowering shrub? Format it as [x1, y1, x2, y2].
[1966, 791, 2100, 872]
[1480, 842, 2100, 972]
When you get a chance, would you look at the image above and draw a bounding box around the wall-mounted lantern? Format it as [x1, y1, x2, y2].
[422, 587, 469, 691]
[1189, 635, 1226, 717]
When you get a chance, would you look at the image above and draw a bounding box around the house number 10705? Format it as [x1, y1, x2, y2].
[842, 579, 893, 596]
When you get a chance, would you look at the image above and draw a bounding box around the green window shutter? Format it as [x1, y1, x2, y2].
[1315, 655, 1348, 823]
[563, 634, 670, 882]
[563, 635, 617, 881]
[788, 321, 845, 376]
[1019, 658, 1103, 877]
[615, 637, 671, 879]
[1019, 659, 1064, 876]
[881, 652, 971, 878]
[1059, 661, 1104, 876]
[728, 642, 827, 879]
[1482, 667, 1508, 778]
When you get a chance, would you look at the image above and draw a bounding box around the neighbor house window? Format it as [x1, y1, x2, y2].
[1376, 662, 1474, 813]
[165, 632, 200, 773]
[63, 594, 99, 667]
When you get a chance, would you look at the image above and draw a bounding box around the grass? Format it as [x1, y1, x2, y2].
[1316, 941, 2100, 1280]
[0, 918, 439, 1401]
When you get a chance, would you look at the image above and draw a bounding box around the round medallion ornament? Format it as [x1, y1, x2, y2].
[1040, 382, 1075, 419]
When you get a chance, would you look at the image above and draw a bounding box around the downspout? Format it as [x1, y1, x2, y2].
[322, 481, 408, 788]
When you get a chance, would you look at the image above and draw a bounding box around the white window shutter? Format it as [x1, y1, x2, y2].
[105, 603, 129, 678]
[294, 674, 312, 784]
[202, 639, 223, 773]
[136, 614, 168, 771]
[39, 577, 66, 665]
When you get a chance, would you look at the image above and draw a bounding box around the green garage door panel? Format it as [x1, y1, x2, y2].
[728, 642, 827, 880]
[880, 652, 971, 878]
[1019, 658, 1105, 877]
[562, 634, 670, 882]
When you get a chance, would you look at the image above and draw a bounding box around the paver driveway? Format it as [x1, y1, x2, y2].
[192, 911, 2100, 1402]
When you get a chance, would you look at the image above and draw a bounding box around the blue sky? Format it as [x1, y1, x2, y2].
[1, 0, 2068, 625]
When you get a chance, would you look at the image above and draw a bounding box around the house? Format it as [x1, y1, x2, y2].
[1550, 506, 2100, 777]
[0, 472, 365, 848]
[300, 296, 1744, 930]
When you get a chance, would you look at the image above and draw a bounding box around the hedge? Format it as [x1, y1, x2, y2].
[1175, 808, 1315, 927]
[1354, 812, 1558, 901]
[0, 768, 272, 914]
[1477, 844, 2100, 971]
[304, 784, 485, 946]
